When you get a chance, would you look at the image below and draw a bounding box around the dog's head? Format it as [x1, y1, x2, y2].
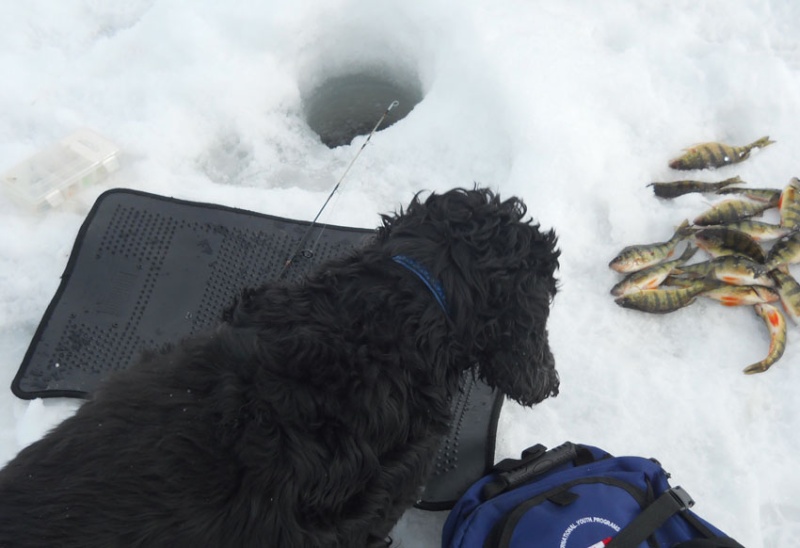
[379, 187, 560, 406]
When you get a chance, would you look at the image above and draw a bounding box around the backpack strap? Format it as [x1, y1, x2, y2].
[672, 541, 746, 547]
[606, 487, 744, 548]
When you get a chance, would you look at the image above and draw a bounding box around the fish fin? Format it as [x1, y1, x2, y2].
[673, 219, 693, 239]
[678, 244, 698, 262]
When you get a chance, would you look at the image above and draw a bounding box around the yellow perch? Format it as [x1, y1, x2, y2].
[716, 187, 782, 206]
[669, 136, 775, 170]
[744, 303, 787, 374]
[609, 220, 692, 273]
[649, 176, 742, 199]
[778, 177, 800, 229]
[718, 220, 792, 242]
[764, 231, 800, 270]
[770, 268, 800, 324]
[693, 227, 765, 263]
[610, 245, 697, 297]
[673, 256, 773, 286]
[701, 284, 778, 307]
[693, 198, 773, 226]
[614, 281, 714, 314]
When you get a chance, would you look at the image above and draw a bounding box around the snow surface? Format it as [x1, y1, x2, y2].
[1, 1, 800, 545]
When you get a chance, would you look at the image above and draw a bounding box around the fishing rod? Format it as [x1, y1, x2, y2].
[279, 99, 400, 278]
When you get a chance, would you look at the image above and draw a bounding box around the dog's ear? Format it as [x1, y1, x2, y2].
[458, 198, 561, 407]
[472, 268, 560, 407]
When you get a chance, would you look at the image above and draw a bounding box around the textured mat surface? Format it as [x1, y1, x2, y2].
[12, 188, 500, 508]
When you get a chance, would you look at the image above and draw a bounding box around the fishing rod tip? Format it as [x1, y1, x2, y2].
[388, 100, 400, 111]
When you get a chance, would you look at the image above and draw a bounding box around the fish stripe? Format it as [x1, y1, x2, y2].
[697, 145, 711, 166]
[703, 144, 719, 166]
[668, 291, 679, 307]
[718, 202, 732, 220]
[717, 143, 732, 164]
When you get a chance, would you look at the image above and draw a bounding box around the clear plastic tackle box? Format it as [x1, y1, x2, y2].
[2, 129, 121, 210]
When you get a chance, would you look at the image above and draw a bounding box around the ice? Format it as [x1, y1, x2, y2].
[2, 1, 800, 545]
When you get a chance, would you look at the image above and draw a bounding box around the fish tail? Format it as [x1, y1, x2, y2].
[744, 361, 770, 374]
[737, 136, 775, 161]
[748, 136, 775, 150]
[744, 304, 786, 374]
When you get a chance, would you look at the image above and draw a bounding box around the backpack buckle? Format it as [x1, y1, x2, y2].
[481, 442, 579, 501]
[669, 486, 695, 510]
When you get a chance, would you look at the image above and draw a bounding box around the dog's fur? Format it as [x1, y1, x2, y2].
[0, 187, 559, 547]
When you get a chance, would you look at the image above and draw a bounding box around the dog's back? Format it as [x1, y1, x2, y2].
[0, 289, 454, 547]
[0, 187, 560, 547]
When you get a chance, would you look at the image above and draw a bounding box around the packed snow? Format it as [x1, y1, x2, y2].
[2, 1, 800, 545]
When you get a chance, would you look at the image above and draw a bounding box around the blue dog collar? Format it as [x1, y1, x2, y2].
[392, 255, 449, 316]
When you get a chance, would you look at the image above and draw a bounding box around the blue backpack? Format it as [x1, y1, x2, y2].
[442, 442, 744, 548]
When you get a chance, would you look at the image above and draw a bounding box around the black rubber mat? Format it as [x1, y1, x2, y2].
[415, 374, 503, 510]
[11, 188, 501, 509]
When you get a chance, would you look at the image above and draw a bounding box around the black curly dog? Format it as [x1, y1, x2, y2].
[0, 187, 560, 547]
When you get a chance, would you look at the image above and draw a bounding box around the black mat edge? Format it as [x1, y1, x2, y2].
[11, 188, 374, 400]
[414, 390, 504, 511]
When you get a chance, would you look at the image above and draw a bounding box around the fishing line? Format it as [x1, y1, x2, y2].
[279, 99, 400, 279]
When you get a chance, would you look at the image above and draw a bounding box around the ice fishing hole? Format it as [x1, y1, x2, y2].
[303, 71, 423, 148]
